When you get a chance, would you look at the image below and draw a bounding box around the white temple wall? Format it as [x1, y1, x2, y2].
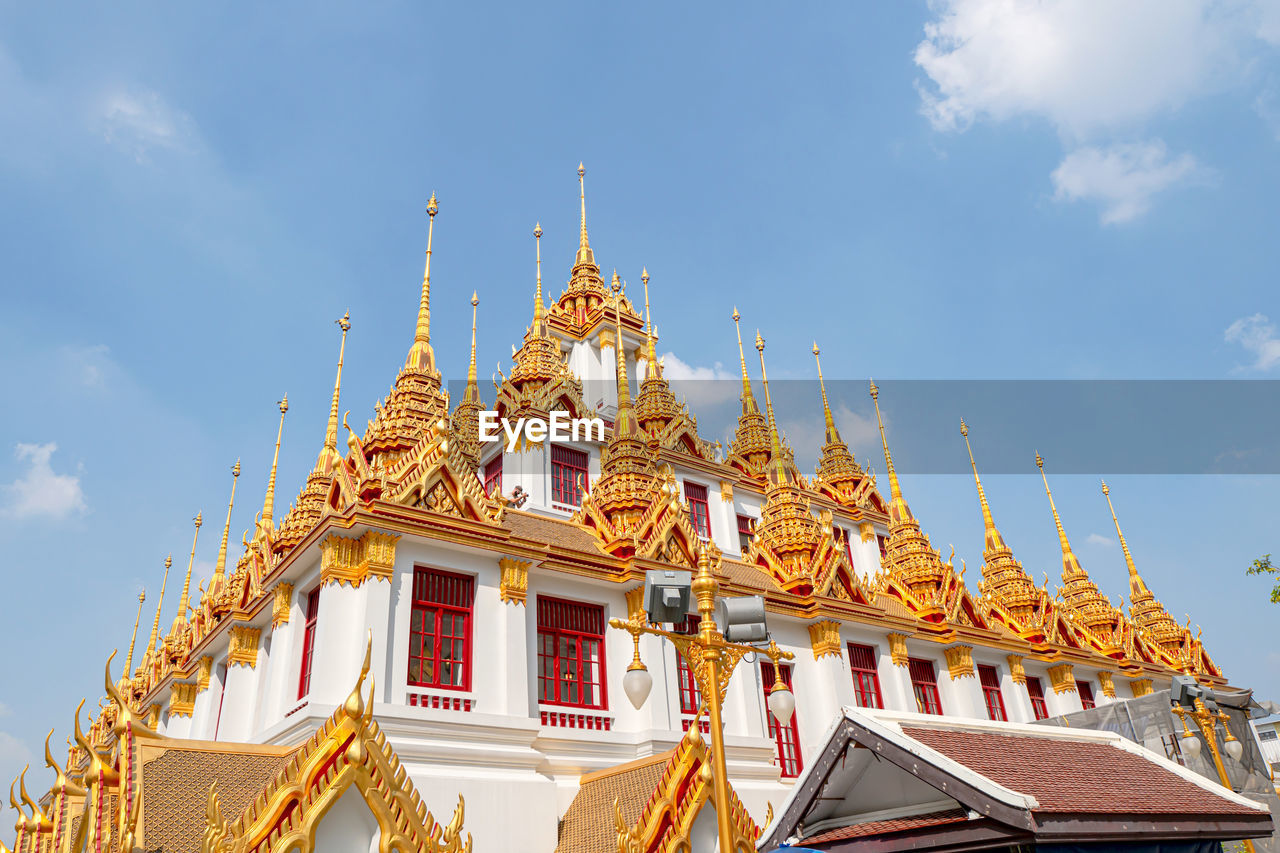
[311, 786, 378, 853]
[218, 647, 262, 742]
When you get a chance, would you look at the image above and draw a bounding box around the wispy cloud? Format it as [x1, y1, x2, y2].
[1051, 141, 1200, 224]
[1, 443, 87, 520]
[660, 352, 742, 409]
[1225, 313, 1280, 371]
[1086, 533, 1115, 547]
[98, 90, 197, 163]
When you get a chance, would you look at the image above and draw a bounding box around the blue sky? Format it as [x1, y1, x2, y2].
[2, 1, 1279, 787]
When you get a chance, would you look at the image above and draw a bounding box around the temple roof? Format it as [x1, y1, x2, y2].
[554, 752, 669, 853]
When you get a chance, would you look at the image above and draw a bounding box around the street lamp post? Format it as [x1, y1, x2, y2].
[610, 546, 795, 853]
[1173, 695, 1252, 853]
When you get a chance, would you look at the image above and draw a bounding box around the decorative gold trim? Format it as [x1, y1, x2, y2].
[944, 645, 975, 679]
[624, 585, 646, 622]
[1098, 671, 1116, 698]
[719, 481, 734, 502]
[807, 620, 841, 660]
[197, 656, 213, 691]
[320, 530, 400, 587]
[859, 521, 875, 543]
[227, 626, 261, 668]
[887, 632, 909, 667]
[1047, 663, 1077, 694]
[597, 329, 616, 350]
[170, 682, 198, 717]
[271, 583, 293, 627]
[1130, 677, 1153, 698]
[498, 557, 530, 606]
[1007, 654, 1026, 684]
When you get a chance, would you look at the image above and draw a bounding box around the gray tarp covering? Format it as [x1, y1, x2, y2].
[1037, 690, 1279, 853]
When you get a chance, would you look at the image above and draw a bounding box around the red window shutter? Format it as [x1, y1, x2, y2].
[977, 664, 1007, 721]
[847, 643, 883, 710]
[297, 588, 321, 700]
[551, 446, 590, 506]
[1027, 676, 1049, 720]
[1078, 681, 1096, 710]
[684, 481, 711, 538]
[408, 569, 476, 691]
[483, 457, 502, 498]
[536, 596, 607, 709]
[908, 657, 943, 715]
[761, 663, 803, 777]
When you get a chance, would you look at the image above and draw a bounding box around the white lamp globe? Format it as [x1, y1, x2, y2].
[769, 685, 795, 727]
[1224, 737, 1244, 762]
[624, 665, 653, 710]
[1181, 733, 1202, 761]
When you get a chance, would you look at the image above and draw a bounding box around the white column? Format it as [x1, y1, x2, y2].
[310, 582, 366, 707]
[1005, 674, 1034, 723]
[495, 589, 532, 717]
[218, 653, 261, 742]
[364, 577, 393, 703]
[878, 650, 913, 712]
[261, 618, 297, 723]
[940, 669, 985, 719]
[794, 644, 853, 747]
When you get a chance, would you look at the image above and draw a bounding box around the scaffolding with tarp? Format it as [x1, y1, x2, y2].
[1037, 689, 1279, 853]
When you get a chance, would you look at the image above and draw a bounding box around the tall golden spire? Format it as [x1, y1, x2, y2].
[1102, 480, 1182, 651]
[145, 555, 172, 661]
[576, 163, 594, 267]
[212, 461, 239, 587]
[316, 313, 350, 473]
[170, 512, 202, 636]
[1035, 453, 1079, 576]
[732, 309, 759, 414]
[642, 269, 660, 379]
[814, 344, 838, 442]
[122, 590, 146, 682]
[1101, 480, 1142, 586]
[809, 344, 864, 504]
[755, 331, 790, 487]
[612, 281, 636, 436]
[466, 292, 479, 399]
[960, 420, 1007, 553]
[869, 380, 909, 522]
[406, 193, 439, 371]
[450, 292, 485, 471]
[534, 222, 545, 331]
[259, 396, 288, 536]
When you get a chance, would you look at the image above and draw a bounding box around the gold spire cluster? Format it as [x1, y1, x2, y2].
[554, 163, 611, 326]
[960, 421, 1049, 636]
[1103, 481, 1187, 654]
[1037, 454, 1124, 652]
[451, 292, 485, 470]
[363, 193, 449, 460]
[725, 309, 774, 476]
[634, 270, 680, 431]
[809, 344, 873, 508]
[164, 512, 203, 663]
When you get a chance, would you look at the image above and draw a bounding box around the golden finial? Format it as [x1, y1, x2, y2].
[959, 419, 996, 532]
[1036, 453, 1077, 565]
[1101, 480, 1141, 582]
[146, 555, 172, 659]
[732, 308, 759, 413]
[318, 312, 351, 472]
[576, 163, 594, 266]
[755, 331, 789, 486]
[260, 397, 288, 534]
[172, 512, 202, 635]
[415, 192, 438, 347]
[122, 589, 145, 681]
[868, 379, 902, 500]
[641, 268, 661, 380]
[213, 461, 239, 584]
[533, 222, 545, 330]
[812, 342, 838, 437]
[465, 292, 480, 399]
[611, 276, 636, 436]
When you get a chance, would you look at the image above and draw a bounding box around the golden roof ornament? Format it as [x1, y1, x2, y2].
[810, 343, 873, 507]
[139, 554, 171, 683]
[1037, 454, 1123, 651]
[1102, 480, 1191, 656]
[206, 460, 239, 620]
[725, 309, 772, 475]
[450, 292, 485, 471]
[257, 395, 288, 541]
[166, 512, 203, 655]
[362, 195, 449, 460]
[961, 420, 1048, 634]
[120, 589, 145, 693]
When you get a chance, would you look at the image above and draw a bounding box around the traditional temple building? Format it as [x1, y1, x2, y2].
[5, 167, 1228, 853]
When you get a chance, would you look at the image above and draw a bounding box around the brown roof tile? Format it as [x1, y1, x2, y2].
[555, 752, 672, 853]
[804, 807, 969, 844]
[139, 745, 296, 852]
[503, 510, 603, 554]
[903, 727, 1258, 817]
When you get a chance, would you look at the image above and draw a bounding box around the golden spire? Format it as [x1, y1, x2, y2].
[259, 396, 288, 535]
[642, 268, 661, 379]
[316, 313, 350, 473]
[1101, 480, 1141, 585]
[212, 461, 240, 585]
[869, 380, 906, 514]
[1035, 453, 1077, 572]
[813, 343, 838, 443]
[122, 590, 146, 681]
[1102, 481, 1188, 653]
[407, 192, 439, 370]
[466, 292, 480, 399]
[732, 309, 759, 414]
[146, 555, 172, 659]
[576, 163, 594, 267]
[809, 344, 864, 502]
[612, 279, 636, 436]
[755, 331, 789, 487]
[960, 420, 1007, 552]
[534, 222, 545, 331]
[171, 512, 202, 635]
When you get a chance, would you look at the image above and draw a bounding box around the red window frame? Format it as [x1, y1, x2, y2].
[551, 446, 589, 507]
[736, 514, 754, 552]
[978, 664, 1008, 721]
[684, 481, 711, 539]
[408, 568, 475, 691]
[672, 615, 700, 715]
[908, 657, 943, 715]
[1027, 676, 1049, 720]
[843, 528, 856, 570]
[297, 588, 320, 699]
[536, 596, 607, 709]
[847, 643, 883, 709]
[213, 662, 229, 739]
[877, 534, 889, 559]
[1078, 680, 1096, 710]
[483, 457, 502, 498]
[762, 662, 803, 778]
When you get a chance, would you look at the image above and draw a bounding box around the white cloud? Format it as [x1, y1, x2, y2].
[98, 89, 196, 162]
[1, 443, 87, 520]
[1225, 313, 1280, 370]
[915, 0, 1254, 136]
[660, 352, 742, 409]
[1086, 533, 1115, 547]
[1050, 141, 1200, 224]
